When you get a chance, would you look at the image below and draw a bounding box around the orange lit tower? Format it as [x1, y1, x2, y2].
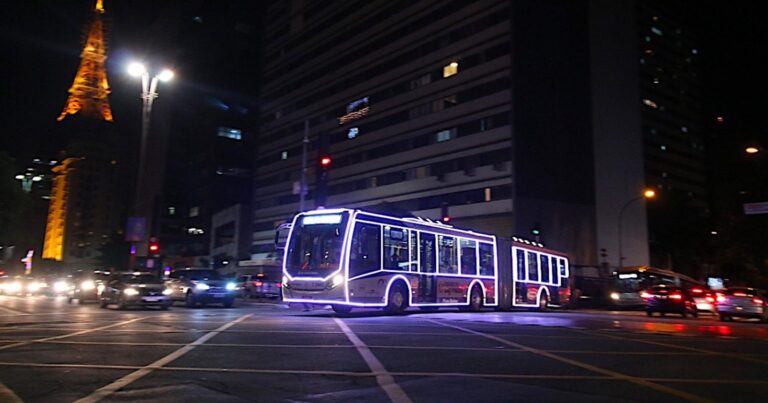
[57, 0, 113, 122]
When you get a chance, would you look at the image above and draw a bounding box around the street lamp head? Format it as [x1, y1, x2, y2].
[14, 174, 24, 180]
[643, 189, 656, 199]
[745, 146, 759, 155]
[157, 69, 174, 82]
[128, 62, 146, 77]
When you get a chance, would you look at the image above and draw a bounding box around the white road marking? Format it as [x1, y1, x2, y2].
[73, 314, 251, 403]
[0, 317, 146, 351]
[427, 319, 713, 403]
[334, 318, 412, 403]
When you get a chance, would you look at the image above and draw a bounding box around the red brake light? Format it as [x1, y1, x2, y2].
[669, 293, 683, 300]
[716, 293, 727, 303]
[705, 296, 715, 303]
[753, 298, 764, 305]
[691, 288, 703, 294]
[253, 281, 263, 287]
[733, 292, 747, 297]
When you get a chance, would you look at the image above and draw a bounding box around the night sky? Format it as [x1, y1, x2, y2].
[1, 1, 767, 163]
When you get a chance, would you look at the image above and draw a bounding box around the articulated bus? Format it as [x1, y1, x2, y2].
[281, 208, 570, 314]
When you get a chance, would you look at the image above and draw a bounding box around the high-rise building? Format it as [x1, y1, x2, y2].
[253, 0, 648, 269]
[636, 1, 711, 272]
[42, 0, 124, 266]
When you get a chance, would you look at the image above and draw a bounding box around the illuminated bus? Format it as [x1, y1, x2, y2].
[282, 208, 570, 314]
[610, 266, 702, 307]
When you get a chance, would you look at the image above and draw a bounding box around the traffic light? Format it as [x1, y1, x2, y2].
[440, 203, 450, 223]
[531, 227, 541, 236]
[148, 241, 160, 255]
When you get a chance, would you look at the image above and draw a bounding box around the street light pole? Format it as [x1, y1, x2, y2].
[618, 189, 656, 270]
[127, 62, 173, 268]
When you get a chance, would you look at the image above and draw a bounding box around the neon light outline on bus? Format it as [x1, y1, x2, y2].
[282, 208, 499, 309]
[511, 245, 570, 308]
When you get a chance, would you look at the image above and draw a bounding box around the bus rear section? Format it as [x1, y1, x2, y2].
[509, 240, 570, 309]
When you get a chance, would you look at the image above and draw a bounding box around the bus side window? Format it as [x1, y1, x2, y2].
[438, 235, 458, 274]
[479, 243, 495, 276]
[349, 223, 381, 277]
[383, 226, 408, 271]
[540, 255, 550, 284]
[515, 249, 525, 280]
[420, 233, 436, 273]
[527, 251, 538, 282]
[459, 239, 477, 275]
[559, 259, 567, 278]
[550, 257, 558, 284]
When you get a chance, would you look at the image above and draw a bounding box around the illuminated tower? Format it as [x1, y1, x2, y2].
[43, 0, 122, 265]
[57, 0, 113, 122]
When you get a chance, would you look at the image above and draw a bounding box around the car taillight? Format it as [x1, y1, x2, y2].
[705, 296, 715, 303]
[253, 281, 263, 287]
[716, 293, 727, 303]
[640, 291, 652, 299]
[733, 292, 747, 297]
[691, 288, 703, 294]
[669, 294, 683, 300]
[753, 298, 764, 305]
[277, 283, 282, 288]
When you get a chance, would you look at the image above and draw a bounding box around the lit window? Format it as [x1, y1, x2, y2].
[189, 206, 199, 217]
[660, 145, 666, 151]
[443, 62, 459, 78]
[692, 49, 698, 55]
[484, 187, 492, 202]
[651, 27, 663, 36]
[643, 99, 658, 109]
[661, 172, 668, 178]
[347, 127, 359, 139]
[281, 151, 288, 160]
[168, 206, 176, 215]
[217, 127, 242, 141]
[681, 126, 688, 133]
[436, 128, 455, 142]
[644, 36, 651, 43]
[640, 58, 646, 64]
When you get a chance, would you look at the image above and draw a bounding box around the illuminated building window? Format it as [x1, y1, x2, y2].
[651, 27, 663, 36]
[662, 172, 668, 178]
[692, 49, 698, 55]
[484, 187, 492, 202]
[660, 145, 666, 151]
[443, 62, 459, 78]
[644, 36, 651, 43]
[436, 128, 456, 142]
[643, 99, 658, 109]
[281, 151, 288, 160]
[168, 206, 176, 215]
[653, 78, 660, 84]
[217, 127, 242, 140]
[189, 206, 200, 217]
[347, 127, 359, 139]
[681, 126, 688, 133]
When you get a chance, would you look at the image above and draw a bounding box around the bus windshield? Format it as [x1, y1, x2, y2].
[285, 212, 348, 277]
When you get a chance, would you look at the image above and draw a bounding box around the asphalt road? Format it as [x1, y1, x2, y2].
[0, 295, 767, 403]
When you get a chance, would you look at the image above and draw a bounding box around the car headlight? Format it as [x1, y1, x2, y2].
[124, 288, 139, 296]
[610, 292, 620, 301]
[8, 282, 22, 293]
[225, 282, 236, 291]
[28, 282, 41, 292]
[163, 288, 173, 295]
[332, 274, 344, 287]
[97, 284, 105, 294]
[53, 281, 70, 293]
[81, 280, 95, 290]
[195, 283, 210, 291]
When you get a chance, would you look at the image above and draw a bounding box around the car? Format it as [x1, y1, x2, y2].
[688, 286, 717, 314]
[98, 272, 171, 310]
[716, 287, 767, 322]
[0, 276, 42, 296]
[642, 285, 698, 318]
[238, 273, 282, 299]
[165, 269, 237, 308]
[68, 270, 110, 304]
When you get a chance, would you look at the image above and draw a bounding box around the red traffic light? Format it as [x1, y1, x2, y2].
[320, 156, 332, 167]
[148, 242, 160, 253]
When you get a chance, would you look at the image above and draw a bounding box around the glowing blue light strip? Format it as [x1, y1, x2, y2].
[302, 214, 342, 225]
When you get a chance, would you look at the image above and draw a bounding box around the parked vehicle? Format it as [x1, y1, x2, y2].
[716, 287, 767, 322]
[99, 272, 171, 310]
[166, 269, 237, 308]
[642, 285, 698, 318]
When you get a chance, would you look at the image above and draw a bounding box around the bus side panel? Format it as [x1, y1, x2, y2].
[437, 277, 474, 304]
[347, 274, 389, 304]
[481, 278, 497, 305]
[497, 238, 512, 309]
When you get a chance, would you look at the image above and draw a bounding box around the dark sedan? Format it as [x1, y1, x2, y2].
[643, 285, 698, 318]
[99, 272, 171, 310]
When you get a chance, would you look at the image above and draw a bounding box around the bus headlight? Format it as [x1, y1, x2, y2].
[610, 292, 620, 301]
[332, 274, 344, 287]
[124, 288, 139, 296]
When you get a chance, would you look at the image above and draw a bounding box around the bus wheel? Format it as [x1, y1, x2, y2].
[385, 283, 408, 315]
[538, 293, 549, 311]
[332, 305, 352, 315]
[469, 285, 484, 312]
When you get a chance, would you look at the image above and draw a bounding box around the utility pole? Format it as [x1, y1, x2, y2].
[299, 120, 309, 212]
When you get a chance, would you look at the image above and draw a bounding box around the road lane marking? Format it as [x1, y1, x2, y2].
[0, 317, 146, 351]
[0, 381, 23, 403]
[426, 319, 713, 403]
[334, 318, 412, 403]
[574, 328, 768, 366]
[73, 313, 252, 403]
